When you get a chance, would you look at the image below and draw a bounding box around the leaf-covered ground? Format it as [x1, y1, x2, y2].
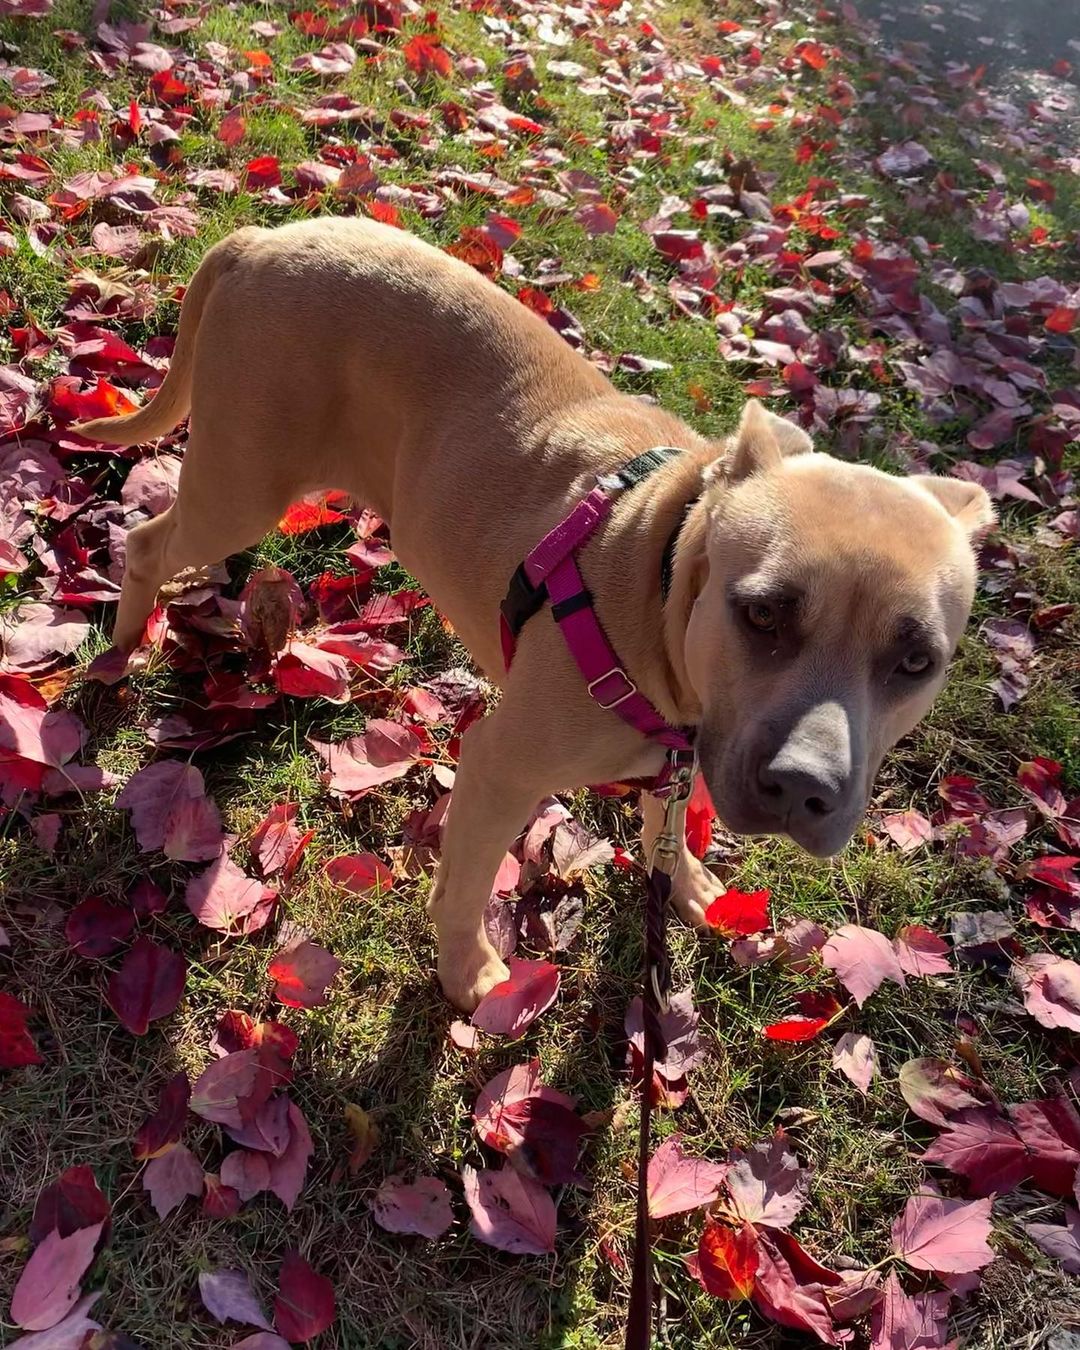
[1, 1, 1079, 1347]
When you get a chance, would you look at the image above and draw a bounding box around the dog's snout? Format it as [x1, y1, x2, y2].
[756, 756, 841, 822]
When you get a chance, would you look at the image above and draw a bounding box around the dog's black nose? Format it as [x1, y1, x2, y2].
[756, 757, 842, 825]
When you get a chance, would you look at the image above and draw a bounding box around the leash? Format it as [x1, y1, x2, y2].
[498, 446, 702, 1347]
[627, 755, 694, 1350]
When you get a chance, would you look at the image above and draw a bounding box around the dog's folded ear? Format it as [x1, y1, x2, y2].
[707, 399, 813, 487]
[909, 475, 996, 536]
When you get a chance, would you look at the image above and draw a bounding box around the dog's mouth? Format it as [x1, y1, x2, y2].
[704, 772, 862, 859]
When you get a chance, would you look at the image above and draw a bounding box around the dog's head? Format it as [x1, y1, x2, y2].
[683, 401, 994, 857]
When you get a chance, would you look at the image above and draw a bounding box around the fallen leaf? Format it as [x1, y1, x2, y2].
[461, 1164, 557, 1255]
[133, 1073, 190, 1160]
[143, 1145, 202, 1220]
[1015, 953, 1080, 1031]
[190, 1051, 260, 1128]
[705, 887, 770, 936]
[11, 1225, 104, 1331]
[1026, 1208, 1080, 1275]
[921, 1107, 1030, 1196]
[726, 1132, 811, 1229]
[322, 853, 393, 899]
[29, 1168, 110, 1246]
[269, 940, 342, 1009]
[199, 1269, 273, 1330]
[65, 897, 135, 960]
[473, 1059, 585, 1185]
[646, 1136, 728, 1219]
[894, 926, 952, 978]
[870, 1271, 953, 1349]
[249, 803, 303, 877]
[115, 760, 223, 862]
[273, 1251, 336, 1343]
[6, 1293, 103, 1347]
[471, 957, 560, 1039]
[821, 924, 906, 1007]
[881, 810, 933, 852]
[898, 1059, 989, 1128]
[105, 937, 186, 1036]
[371, 1175, 454, 1239]
[266, 1100, 312, 1210]
[696, 1220, 759, 1299]
[832, 1033, 878, 1094]
[891, 1193, 994, 1274]
[344, 1104, 380, 1174]
[185, 854, 274, 934]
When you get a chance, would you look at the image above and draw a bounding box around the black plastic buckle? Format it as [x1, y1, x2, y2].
[500, 562, 547, 639]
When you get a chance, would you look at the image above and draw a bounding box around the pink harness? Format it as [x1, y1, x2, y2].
[499, 446, 696, 793]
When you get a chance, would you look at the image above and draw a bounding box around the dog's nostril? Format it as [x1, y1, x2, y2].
[805, 795, 832, 817]
[760, 779, 783, 800]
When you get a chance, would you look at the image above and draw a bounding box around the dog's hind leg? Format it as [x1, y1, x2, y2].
[427, 701, 554, 1012]
[113, 430, 294, 652]
[640, 790, 727, 931]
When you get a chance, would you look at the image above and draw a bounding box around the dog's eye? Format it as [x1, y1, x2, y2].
[745, 602, 778, 633]
[899, 650, 932, 676]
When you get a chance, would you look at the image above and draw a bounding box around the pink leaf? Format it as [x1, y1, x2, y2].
[891, 1193, 994, 1274]
[831, 1033, 878, 1094]
[471, 957, 560, 1039]
[185, 853, 275, 934]
[143, 1145, 202, 1220]
[274, 641, 351, 702]
[7, 1294, 102, 1347]
[233, 1338, 292, 1350]
[309, 719, 421, 797]
[266, 1101, 312, 1210]
[371, 1175, 454, 1238]
[190, 1050, 260, 1128]
[322, 853, 393, 898]
[646, 1136, 728, 1219]
[221, 1149, 271, 1201]
[115, 760, 222, 861]
[1007, 1096, 1080, 1195]
[821, 924, 905, 1007]
[894, 926, 952, 978]
[198, 1268, 273, 1329]
[268, 940, 341, 1009]
[881, 810, 933, 852]
[1015, 953, 1080, 1031]
[461, 1164, 557, 1255]
[11, 1223, 103, 1331]
[870, 1272, 953, 1349]
[726, 1132, 810, 1229]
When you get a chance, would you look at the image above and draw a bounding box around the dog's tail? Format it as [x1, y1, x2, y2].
[74, 229, 257, 447]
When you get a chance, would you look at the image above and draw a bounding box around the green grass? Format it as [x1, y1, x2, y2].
[1, 1, 1079, 1347]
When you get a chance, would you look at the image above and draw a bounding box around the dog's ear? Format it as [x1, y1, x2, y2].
[707, 400, 813, 487]
[910, 475, 996, 536]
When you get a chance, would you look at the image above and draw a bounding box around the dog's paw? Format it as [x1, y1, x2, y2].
[437, 940, 510, 1013]
[670, 854, 726, 933]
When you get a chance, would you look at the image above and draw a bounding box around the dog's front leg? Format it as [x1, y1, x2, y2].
[427, 707, 548, 1012]
[640, 790, 726, 930]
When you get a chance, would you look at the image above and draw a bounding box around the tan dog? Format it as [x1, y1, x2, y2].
[78, 217, 993, 1011]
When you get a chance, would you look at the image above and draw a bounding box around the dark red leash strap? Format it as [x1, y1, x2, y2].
[627, 863, 673, 1350]
[626, 762, 694, 1349]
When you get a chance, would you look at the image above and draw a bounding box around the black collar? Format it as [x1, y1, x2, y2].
[661, 497, 699, 602]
